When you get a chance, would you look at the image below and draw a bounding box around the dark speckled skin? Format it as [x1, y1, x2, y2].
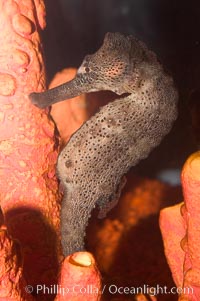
[30, 32, 178, 256]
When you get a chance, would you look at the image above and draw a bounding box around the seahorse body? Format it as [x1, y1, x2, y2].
[30, 32, 178, 256]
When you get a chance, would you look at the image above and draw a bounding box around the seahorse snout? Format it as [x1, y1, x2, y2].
[29, 74, 90, 108]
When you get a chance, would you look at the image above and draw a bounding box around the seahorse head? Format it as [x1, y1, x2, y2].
[77, 32, 159, 95]
[77, 32, 141, 94]
[29, 32, 159, 108]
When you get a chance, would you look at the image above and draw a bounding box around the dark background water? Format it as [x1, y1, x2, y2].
[43, 0, 200, 182]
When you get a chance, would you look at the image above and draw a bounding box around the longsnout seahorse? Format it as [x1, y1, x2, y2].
[30, 32, 178, 256]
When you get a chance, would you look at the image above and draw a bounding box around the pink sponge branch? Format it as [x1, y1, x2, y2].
[0, 226, 34, 300]
[0, 2, 103, 301]
[0, 0, 61, 291]
[55, 252, 101, 301]
[159, 202, 185, 288]
[180, 152, 200, 300]
[160, 152, 200, 301]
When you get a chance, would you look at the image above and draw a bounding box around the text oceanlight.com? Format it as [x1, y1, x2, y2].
[25, 284, 193, 296]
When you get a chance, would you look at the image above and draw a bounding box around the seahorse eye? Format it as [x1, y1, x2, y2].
[85, 67, 90, 73]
